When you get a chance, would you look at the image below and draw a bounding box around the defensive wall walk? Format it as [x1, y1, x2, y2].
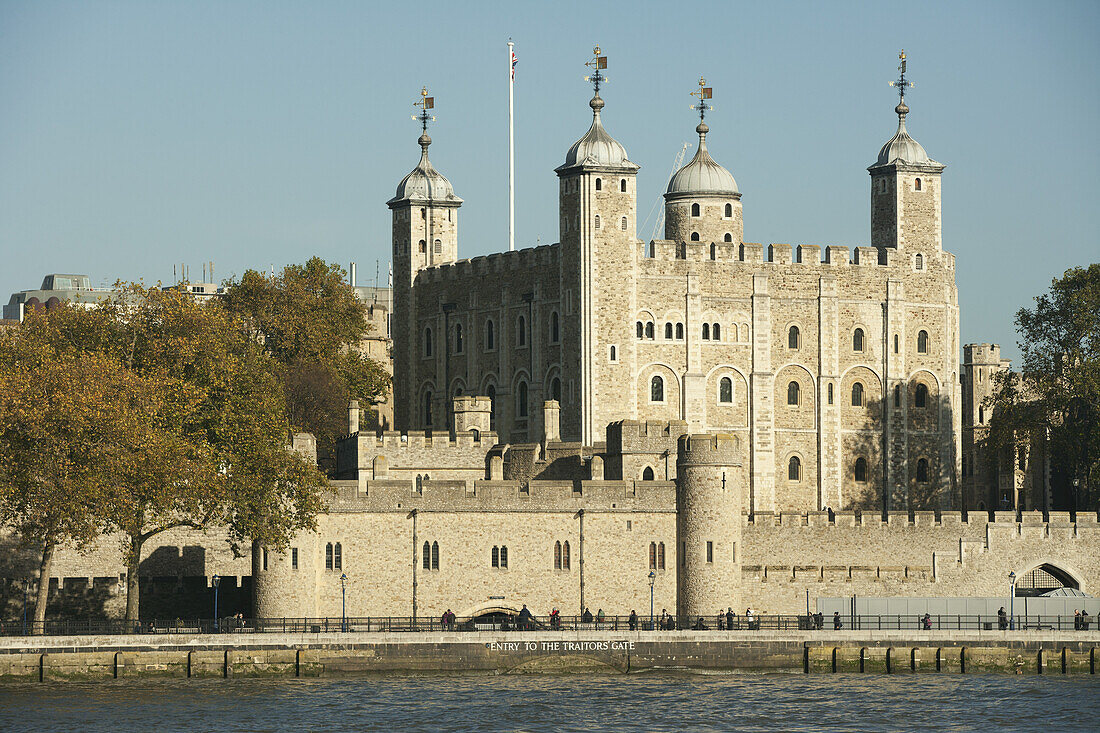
[1, 630, 1097, 679]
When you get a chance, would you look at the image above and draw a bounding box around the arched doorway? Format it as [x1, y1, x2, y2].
[1015, 563, 1080, 597]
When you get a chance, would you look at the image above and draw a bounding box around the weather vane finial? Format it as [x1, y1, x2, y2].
[584, 45, 608, 96]
[690, 76, 713, 122]
[889, 50, 914, 109]
[412, 86, 436, 134]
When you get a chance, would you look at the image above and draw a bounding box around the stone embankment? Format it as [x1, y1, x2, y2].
[0, 630, 1096, 680]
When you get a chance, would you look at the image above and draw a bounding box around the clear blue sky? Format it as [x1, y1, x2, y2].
[1, 0, 1097, 362]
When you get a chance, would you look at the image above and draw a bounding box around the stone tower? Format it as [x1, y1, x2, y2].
[676, 433, 742, 620]
[387, 107, 463, 431]
[961, 343, 1013, 510]
[868, 53, 945, 260]
[554, 64, 640, 444]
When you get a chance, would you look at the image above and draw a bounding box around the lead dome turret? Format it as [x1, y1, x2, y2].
[388, 133, 462, 205]
[663, 112, 743, 246]
[556, 95, 639, 172]
[870, 101, 942, 170]
[666, 122, 739, 197]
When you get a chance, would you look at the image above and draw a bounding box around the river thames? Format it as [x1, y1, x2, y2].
[0, 673, 1096, 732]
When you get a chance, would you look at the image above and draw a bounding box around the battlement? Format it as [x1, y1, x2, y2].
[962, 343, 1004, 365]
[640, 239, 932, 272]
[744, 510, 1100, 529]
[366, 429, 497, 450]
[417, 243, 560, 284]
[606, 419, 687, 456]
[677, 432, 741, 464]
[326, 476, 677, 513]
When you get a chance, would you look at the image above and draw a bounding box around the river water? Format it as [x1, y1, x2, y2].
[1, 673, 1096, 732]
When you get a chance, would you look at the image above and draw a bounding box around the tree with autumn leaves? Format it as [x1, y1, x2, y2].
[0, 282, 334, 627]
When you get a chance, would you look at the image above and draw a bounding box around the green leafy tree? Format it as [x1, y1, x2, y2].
[223, 258, 390, 467]
[984, 264, 1100, 510]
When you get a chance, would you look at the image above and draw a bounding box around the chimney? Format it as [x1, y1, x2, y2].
[543, 400, 561, 443]
[348, 400, 360, 434]
[350, 262, 357, 288]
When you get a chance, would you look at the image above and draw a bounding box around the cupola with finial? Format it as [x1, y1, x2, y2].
[869, 52, 946, 254]
[664, 78, 743, 248]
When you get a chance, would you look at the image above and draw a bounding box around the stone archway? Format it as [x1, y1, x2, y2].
[1014, 562, 1082, 597]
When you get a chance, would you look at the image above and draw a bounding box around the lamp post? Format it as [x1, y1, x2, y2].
[1008, 571, 1016, 631]
[648, 571, 656, 631]
[212, 574, 220, 632]
[21, 578, 28, 636]
[1073, 478, 1080, 515]
[340, 573, 348, 632]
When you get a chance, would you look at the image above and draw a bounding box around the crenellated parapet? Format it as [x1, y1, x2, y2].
[416, 243, 560, 284]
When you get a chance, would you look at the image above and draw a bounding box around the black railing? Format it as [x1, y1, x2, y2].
[0, 613, 1093, 637]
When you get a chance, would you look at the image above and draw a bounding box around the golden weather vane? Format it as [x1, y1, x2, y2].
[412, 86, 436, 133]
[888, 50, 914, 105]
[584, 45, 608, 95]
[690, 76, 713, 121]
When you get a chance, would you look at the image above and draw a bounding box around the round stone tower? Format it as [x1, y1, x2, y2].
[676, 433, 742, 621]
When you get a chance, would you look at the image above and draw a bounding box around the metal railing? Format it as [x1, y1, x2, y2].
[0, 613, 1093, 637]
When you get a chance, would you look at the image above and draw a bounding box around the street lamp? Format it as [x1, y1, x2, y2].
[1073, 478, 1080, 515]
[648, 571, 656, 631]
[340, 573, 348, 632]
[1008, 571, 1016, 631]
[212, 574, 221, 632]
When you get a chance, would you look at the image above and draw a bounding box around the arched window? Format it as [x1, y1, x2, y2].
[787, 381, 800, 406]
[517, 381, 528, 418]
[916, 458, 929, 482]
[595, 215, 601, 229]
[620, 179, 627, 192]
[788, 456, 801, 481]
[710, 243, 716, 260]
[421, 208, 426, 219]
[645, 322, 654, 340]
[518, 316, 527, 346]
[595, 178, 602, 191]
[657, 542, 665, 569]
[650, 375, 665, 403]
[424, 391, 433, 426]
[979, 406, 984, 424]
[551, 377, 561, 403]
[915, 253, 924, 270]
[702, 323, 710, 340]
[853, 328, 865, 352]
[562, 541, 570, 569]
[333, 543, 342, 570]
[433, 239, 442, 254]
[499, 546, 508, 568]
[454, 323, 463, 353]
[719, 377, 733, 403]
[894, 334, 899, 353]
[425, 327, 433, 357]
[914, 178, 922, 191]
[418, 239, 426, 253]
[788, 325, 800, 349]
[492, 546, 499, 567]
[664, 322, 673, 339]
[854, 457, 868, 482]
[712, 323, 720, 340]
[649, 542, 657, 569]
[724, 233, 732, 242]
[555, 541, 562, 570]
[917, 330, 929, 353]
[550, 311, 560, 343]
[642, 466, 655, 481]
[487, 385, 496, 429]
[675, 323, 684, 340]
[423, 541, 431, 570]
[621, 216, 627, 230]
[415, 474, 423, 493]
[690, 232, 700, 241]
[325, 543, 334, 570]
[636, 321, 644, 339]
[610, 345, 617, 361]
[851, 382, 864, 407]
[486, 319, 495, 350]
[691, 202, 700, 217]
[894, 384, 902, 408]
[724, 203, 733, 217]
[915, 383, 929, 408]
[827, 383, 834, 404]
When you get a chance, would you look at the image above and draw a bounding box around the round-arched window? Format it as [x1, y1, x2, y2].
[719, 377, 733, 404]
[650, 375, 664, 403]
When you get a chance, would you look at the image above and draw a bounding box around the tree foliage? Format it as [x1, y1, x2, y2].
[222, 257, 390, 466]
[985, 264, 1100, 509]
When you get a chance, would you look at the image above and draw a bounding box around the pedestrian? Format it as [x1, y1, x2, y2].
[693, 616, 708, 631]
[659, 609, 668, 630]
[596, 608, 605, 630]
[717, 610, 725, 630]
[582, 607, 593, 624]
[1082, 610, 1091, 631]
[628, 610, 638, 631]
[518, 604, 533, 631]
[1075, 610, 1081, 631]
[814, 611, 824, 630]
[998, 606, 1008, 630]
[726, 607, 735, 631]
[833, 611, 842, 630]
[922, 613, 932, 630]
[549, 607, 560, 630]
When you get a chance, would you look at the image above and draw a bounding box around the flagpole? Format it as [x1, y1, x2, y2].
[508, 40, 515, 252]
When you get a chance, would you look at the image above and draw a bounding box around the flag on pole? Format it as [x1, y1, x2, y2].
[511, 48, 518, 80]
